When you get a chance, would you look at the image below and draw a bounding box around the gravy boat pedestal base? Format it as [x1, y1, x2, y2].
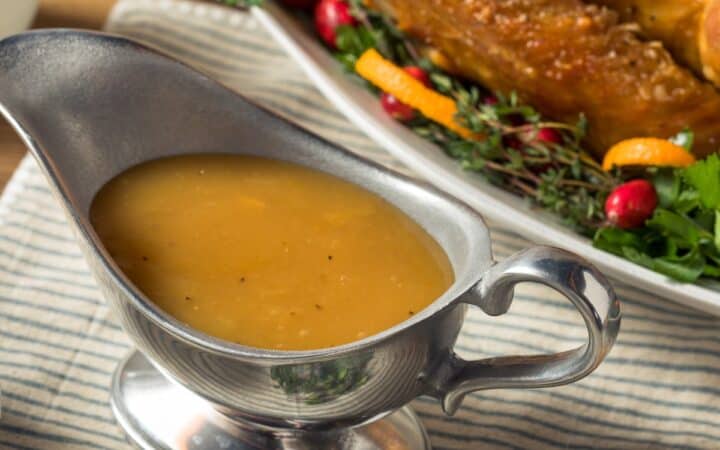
[111, 351, 432, 450]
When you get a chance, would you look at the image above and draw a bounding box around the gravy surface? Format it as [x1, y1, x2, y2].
[91, 154, 453, 350]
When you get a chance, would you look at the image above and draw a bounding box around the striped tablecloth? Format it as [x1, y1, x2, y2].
[1, 1, 720, 448]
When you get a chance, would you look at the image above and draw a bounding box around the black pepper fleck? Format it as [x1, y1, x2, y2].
[327, 255, 333, 261]
[141, 256, 148, 261]
[185, 296, 191, 301]
[315, 304, 323, 310]
[240, 277, 245, 283]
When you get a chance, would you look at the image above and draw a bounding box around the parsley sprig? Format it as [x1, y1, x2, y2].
[595, 155, 720, 282]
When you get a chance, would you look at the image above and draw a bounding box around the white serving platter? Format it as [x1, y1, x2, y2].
[253, 2, 720, 316]
[0, 1, 38, 39]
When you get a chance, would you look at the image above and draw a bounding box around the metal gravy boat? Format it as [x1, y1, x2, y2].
[0, 30, 620, 449]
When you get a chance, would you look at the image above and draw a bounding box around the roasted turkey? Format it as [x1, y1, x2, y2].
[369, 0, 720, 158]
[591, 0, 720, 86]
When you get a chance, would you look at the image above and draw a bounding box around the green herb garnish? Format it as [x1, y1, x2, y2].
[331, 1, 616, 234]
[594, 155, 720, 282]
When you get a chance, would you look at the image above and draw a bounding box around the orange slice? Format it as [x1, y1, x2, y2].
[355, 48, 473, 138]
[602, 137, 696, 171]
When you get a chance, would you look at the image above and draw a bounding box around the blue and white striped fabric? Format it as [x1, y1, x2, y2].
[1, 0, 719, 448]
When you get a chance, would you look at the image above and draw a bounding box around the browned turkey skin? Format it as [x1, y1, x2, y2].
[370, 0, 720, 158]
[590, 0, 708, 81]
[591, 0, 720, 89]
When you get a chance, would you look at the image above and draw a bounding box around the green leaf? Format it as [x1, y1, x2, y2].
[570, 158, 582, 180]
[620, 246, 655, 268]
[669, 128, 694, 152]
[683, 154, 720, 209]
[652, 169, 680, 209]
[693, 209, 716, 231]
[672, 189, 700, 214]
[715, 210, 720, 251]
[704, 264, 720, 277]
[335, 25, 372, 55]
[646, 208, 713, 247]
[430, 73, 453, 93]
[574, 114, 588, 141]
[659, 235, 678, 258]
[592, 227, 642, 255]
[654, 250, 706, 282]
[620, 246, 705, 282]
[506, 149, 524, 169]
[334, 53, 358, 72]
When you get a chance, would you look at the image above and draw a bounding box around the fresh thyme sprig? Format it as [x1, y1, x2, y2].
[336, 0, 617, 234]
[218, 0, 616, 234]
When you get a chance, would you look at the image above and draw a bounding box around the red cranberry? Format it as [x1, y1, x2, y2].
[605, 179, 658, 229]
[379, 67, 432, 122]
[403, 66, 432, 88]
[483, 95, 499, 105]
[519, 127, 563, 147]
[381, 93, 415, 121]
[314, 0, 357, 49]
[536, 127, 562, 144]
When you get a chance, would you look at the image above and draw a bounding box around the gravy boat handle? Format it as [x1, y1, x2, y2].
[438, 246, 621, 415]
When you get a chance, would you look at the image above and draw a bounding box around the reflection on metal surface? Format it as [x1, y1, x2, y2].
[112, 351, 431, 450]
[270, 354, 372, 405]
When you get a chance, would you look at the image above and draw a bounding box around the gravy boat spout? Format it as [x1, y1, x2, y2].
[0, 29, 620, 437]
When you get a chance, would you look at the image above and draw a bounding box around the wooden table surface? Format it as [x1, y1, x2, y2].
[0, 0, 116, 188]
